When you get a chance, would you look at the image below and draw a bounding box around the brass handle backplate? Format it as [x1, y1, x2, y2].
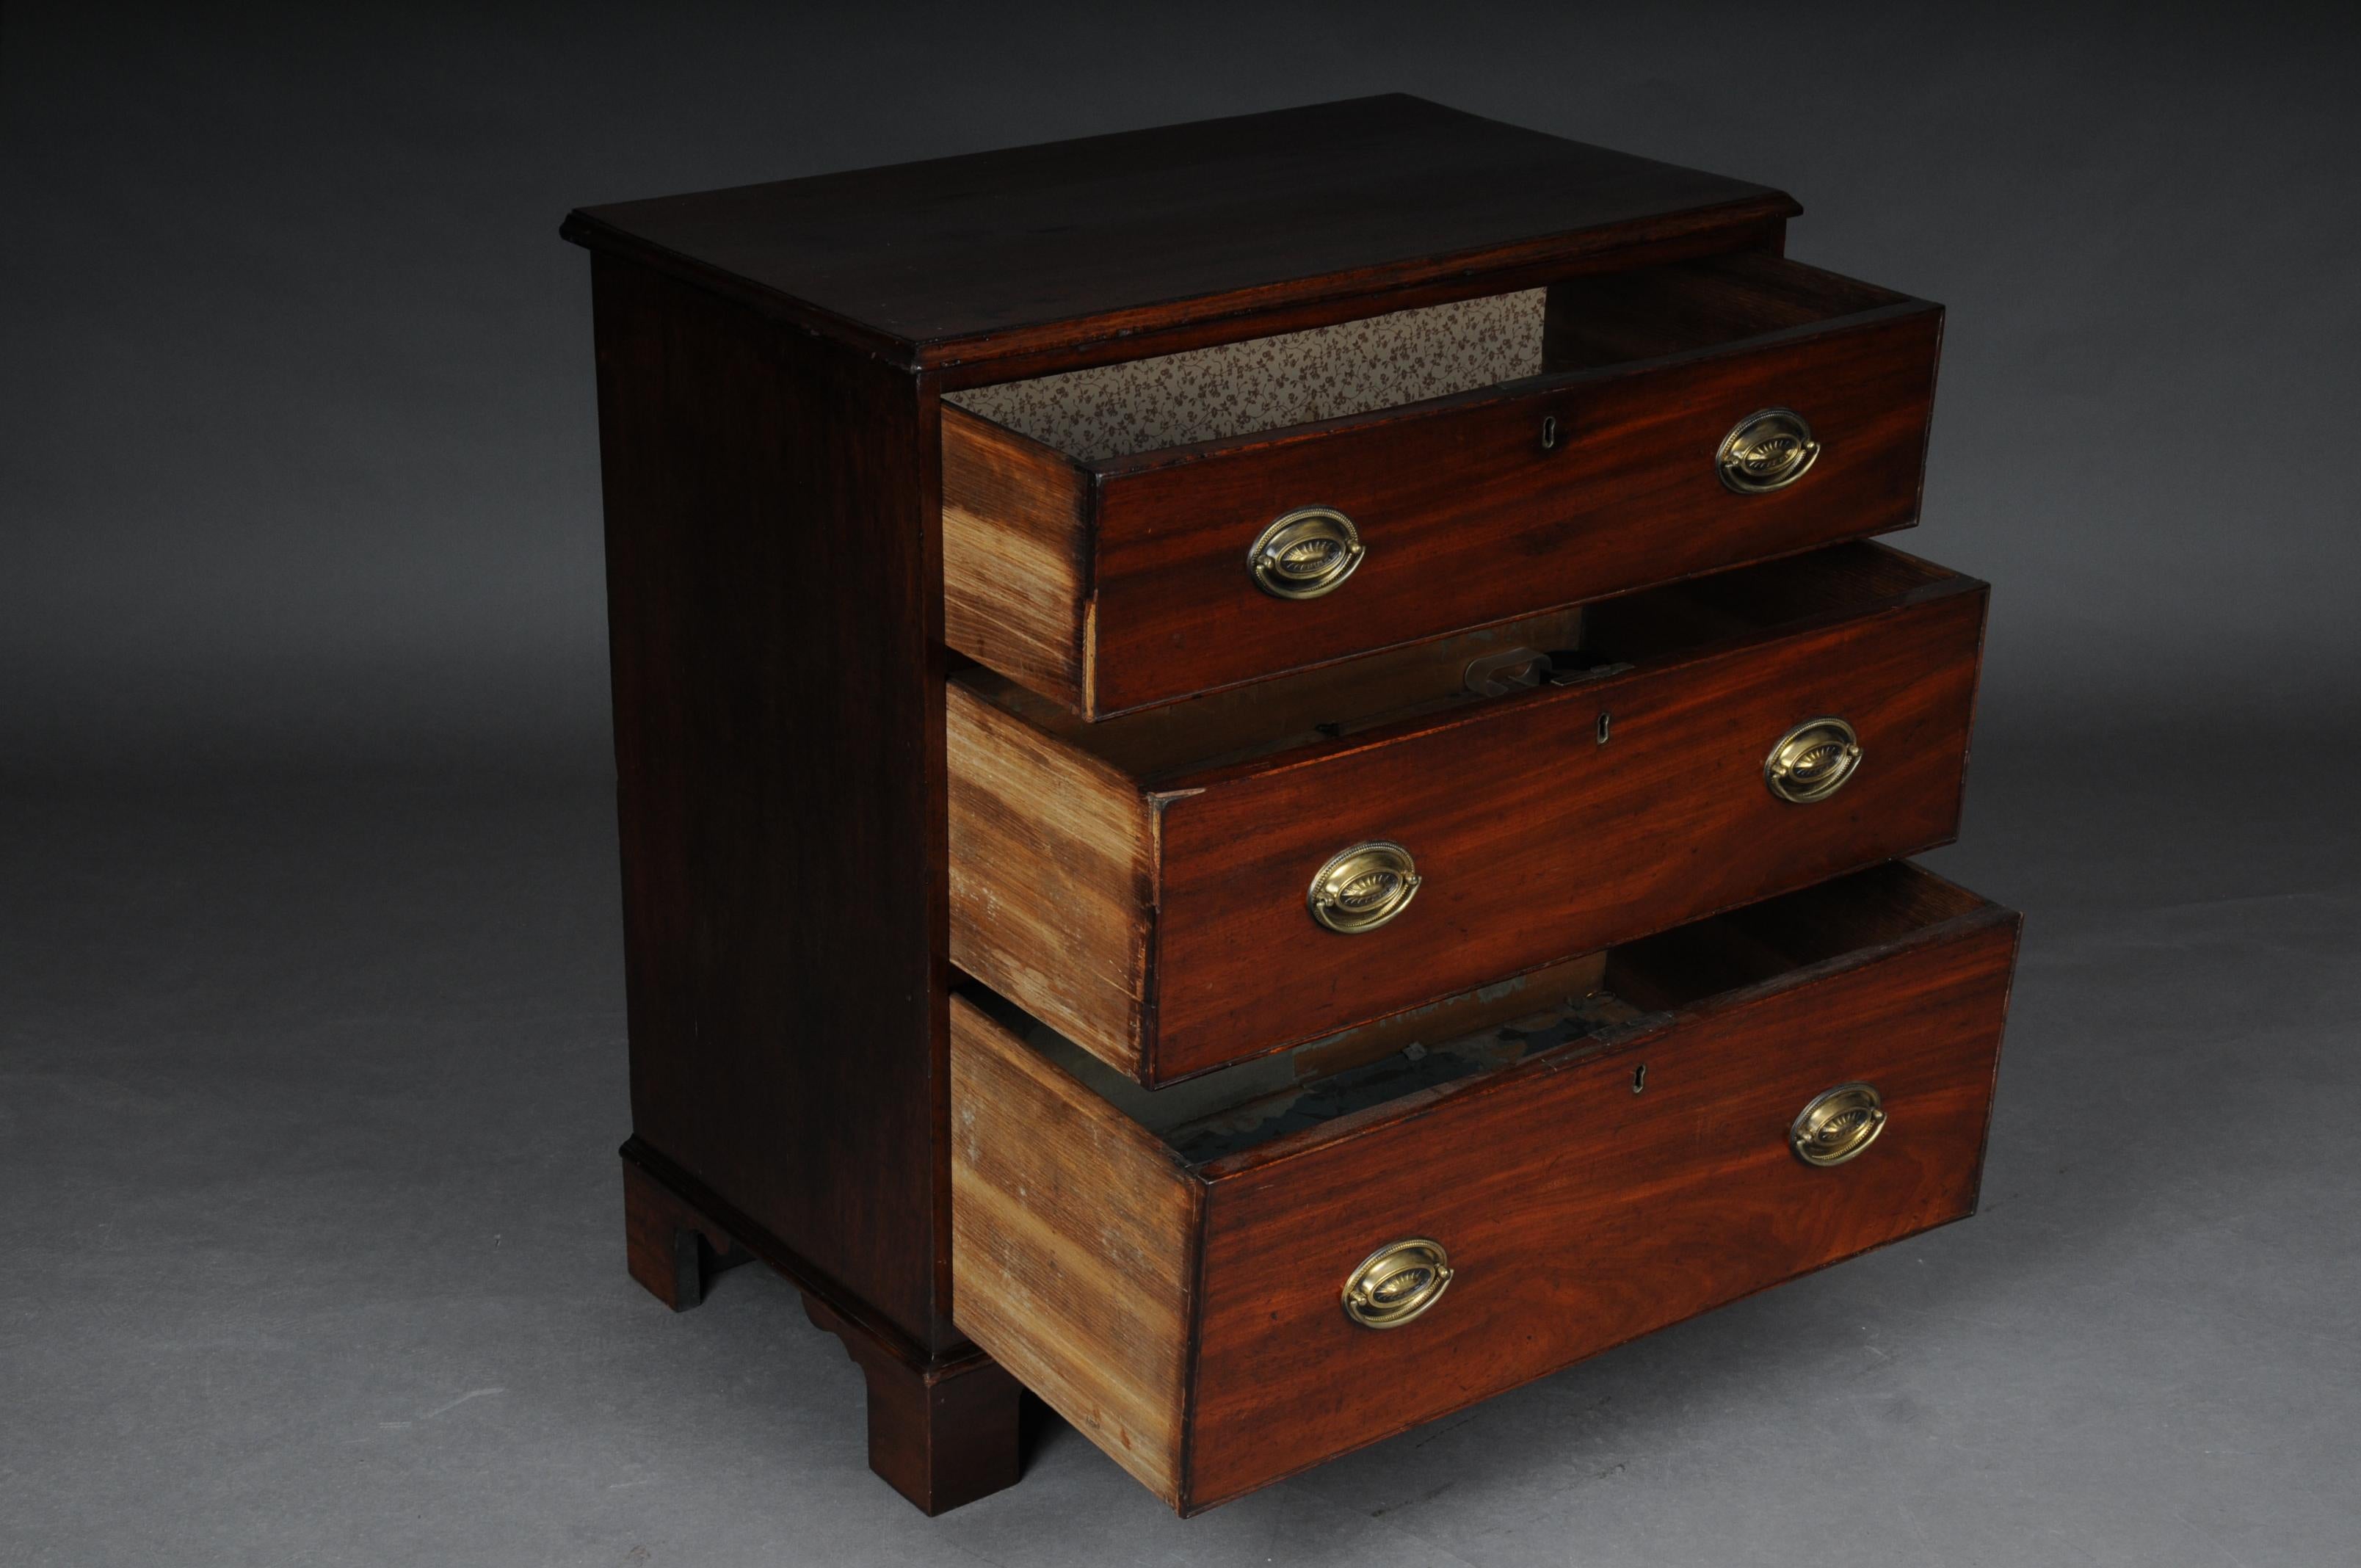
[1248, 507, 1365, 599]
[1341, 1238, 1454, 1329]
[1764, 716, 1863, 804]
[1307, 841, 1421, 934]
[1718, 408, 1821, 494]
[1791, 1082, 1887, 1167]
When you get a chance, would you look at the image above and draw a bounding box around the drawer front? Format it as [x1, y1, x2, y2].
[1084, 304, 1940, 716]
[1182, 901, 2020, 1508]
[1148, 578, 1984, 1081]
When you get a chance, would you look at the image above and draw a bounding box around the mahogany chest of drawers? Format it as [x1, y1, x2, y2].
[563, 94, 2020, 1517]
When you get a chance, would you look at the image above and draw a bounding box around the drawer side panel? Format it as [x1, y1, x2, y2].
[949, 997, 1200, 1506]
[948, 681, 1157, 1075]
[943, 407, 1094, 711]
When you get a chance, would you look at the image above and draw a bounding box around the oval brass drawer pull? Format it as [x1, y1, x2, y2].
[1307, 841, 1421, 934]
[1717, 407, 1821, 494]
[1248, 507, 1365, 599]
[1341, 1238, 1454, 1329]
[1764, 716, 1862, 804]
[1791, 1082, 1887, 1167]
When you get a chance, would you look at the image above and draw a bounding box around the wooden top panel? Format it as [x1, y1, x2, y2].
[560, 95, 1797, 374]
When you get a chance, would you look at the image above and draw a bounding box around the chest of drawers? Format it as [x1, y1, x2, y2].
[564, 94, 2020, 1517]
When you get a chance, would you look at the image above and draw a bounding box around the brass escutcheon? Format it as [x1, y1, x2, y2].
[1341, 1238, 1454, 1329]
[1306, 841, 1421, 934]
[1764, 716, 1863, 804]
[1717, 408, 1821, 494]
[1791, 1082, 1887, 1167]
[1248, 507, 1365, 599]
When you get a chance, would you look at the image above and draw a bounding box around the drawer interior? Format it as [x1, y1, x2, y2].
[954, 540, 1962, 783]
[945, 252, 1907, 462]
[964, 860, 1998, 1170]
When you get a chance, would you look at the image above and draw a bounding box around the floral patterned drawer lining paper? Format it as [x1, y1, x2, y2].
[948, 290, 1547, 461]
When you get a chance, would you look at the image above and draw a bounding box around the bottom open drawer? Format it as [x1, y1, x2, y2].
[951, 862, 2021, 1513]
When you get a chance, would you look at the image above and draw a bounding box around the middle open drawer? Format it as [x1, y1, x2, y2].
[949, 541, 1987, 1086]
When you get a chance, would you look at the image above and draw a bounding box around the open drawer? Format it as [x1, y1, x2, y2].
[950, 541, 1987, 1086]
[951, 861, 2023, 1514]
[943, 250, 1943, 718]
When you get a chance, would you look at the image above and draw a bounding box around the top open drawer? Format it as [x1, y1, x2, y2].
[944, 250, 1942, 719]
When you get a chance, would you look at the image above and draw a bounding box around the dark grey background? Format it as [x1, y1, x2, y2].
[4, 4, 2356, 1564]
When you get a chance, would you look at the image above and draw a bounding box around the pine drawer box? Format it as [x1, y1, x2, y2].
[563, 94, 2020, 1518]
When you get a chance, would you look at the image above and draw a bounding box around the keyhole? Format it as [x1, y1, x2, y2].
[1597, 711, 1612, 746]
[1539, 414, 1560, 451]
[1632, 1064, 1648, 1095]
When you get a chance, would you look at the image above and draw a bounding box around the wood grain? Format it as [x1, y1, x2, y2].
[593, 254, 951, 1345]
[561, 95, 1796, 380]
[946, 863, 2023, 1513]
[949, 543, 1988, 1085]
[1181, 882, 2022, 1509]
[572, 98, 2008, 1519]
[949, 994, 1202, 1506]
[947, 680, 1161, 1074]
[590, 254, 1026, 1511]
[936, 250, 1940, 718]
[942, 404, 1092, 709]
[961, 604, 1589, 782]
[1084, 300, 1941, 716]
[1149, 571, 1984, 1081]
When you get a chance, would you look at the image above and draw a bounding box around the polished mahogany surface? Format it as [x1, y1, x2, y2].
[562, 95, 1798, 379]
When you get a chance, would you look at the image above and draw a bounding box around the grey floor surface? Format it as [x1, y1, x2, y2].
[5, 722, 2357, 1567]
